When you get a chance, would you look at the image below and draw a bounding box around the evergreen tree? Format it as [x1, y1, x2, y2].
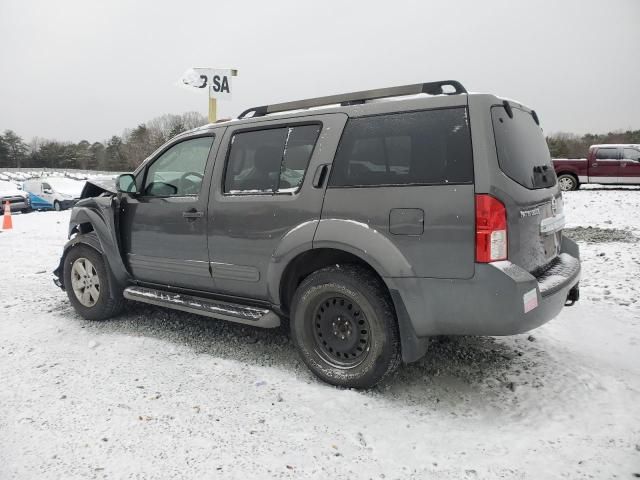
[105, 136, 128, 171]
[0, 133, 8, 167]
[89, 142, 106, 170]
[2, 129, 28, 167]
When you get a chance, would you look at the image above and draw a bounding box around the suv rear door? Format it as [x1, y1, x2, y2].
[207, 113, 347, 301]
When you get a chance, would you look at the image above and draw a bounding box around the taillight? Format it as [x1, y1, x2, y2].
[475, 194, 507, 262]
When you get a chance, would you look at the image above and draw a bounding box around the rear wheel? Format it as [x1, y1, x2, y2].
[63, 245, 124, 320]
[558, 174, 578, 191]
[290, 265, 401, 389]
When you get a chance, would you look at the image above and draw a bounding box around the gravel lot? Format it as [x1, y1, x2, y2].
[1, 187, 639, 479]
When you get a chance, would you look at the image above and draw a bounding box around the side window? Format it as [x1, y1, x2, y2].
[224, 124, 321, 194]
[42, 182, 51, 192]
[623, 148, 640, 161]
[143, 136, 214, 197]
[329, 108, 473, 187]
[596, 148, 619, 160]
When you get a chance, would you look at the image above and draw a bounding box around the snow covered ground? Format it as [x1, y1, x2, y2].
[0, 188, 639, 479]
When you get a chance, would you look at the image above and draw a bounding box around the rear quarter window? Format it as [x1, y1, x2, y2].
[329, 107, 473, 187]
[491, 105, 556, 189]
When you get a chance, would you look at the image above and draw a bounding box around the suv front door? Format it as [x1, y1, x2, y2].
[207, 114, 347, 301]
[121, 133, 220, 290]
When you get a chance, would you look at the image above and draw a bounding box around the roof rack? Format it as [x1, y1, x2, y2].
[237, 80, 467, 119]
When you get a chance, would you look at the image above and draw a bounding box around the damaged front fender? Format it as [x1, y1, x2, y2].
[53, 194, 130, 296]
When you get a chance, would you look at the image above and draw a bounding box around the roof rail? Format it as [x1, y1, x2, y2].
[237, 80, 467, 119]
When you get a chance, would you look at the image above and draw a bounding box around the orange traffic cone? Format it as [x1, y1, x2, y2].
[2, 201, 12, 230]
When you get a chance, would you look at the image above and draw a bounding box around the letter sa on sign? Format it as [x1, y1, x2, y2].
[181, 68, 235, 99]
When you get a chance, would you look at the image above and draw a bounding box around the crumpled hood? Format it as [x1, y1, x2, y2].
[80, 176, 118, 198]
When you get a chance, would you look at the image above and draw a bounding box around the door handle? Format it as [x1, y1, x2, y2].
[313, 164, 329, 188]
[183, 209, 204, 221]
[592, 163, 597, 167]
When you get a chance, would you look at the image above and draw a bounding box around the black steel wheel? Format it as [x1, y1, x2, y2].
[291, 264, 401, 389]
[311, 294, 371, 368]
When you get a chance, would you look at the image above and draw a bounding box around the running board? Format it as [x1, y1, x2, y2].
[123, 286, 280, 328]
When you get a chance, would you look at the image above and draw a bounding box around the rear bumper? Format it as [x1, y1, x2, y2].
[388, 236, 580, 338]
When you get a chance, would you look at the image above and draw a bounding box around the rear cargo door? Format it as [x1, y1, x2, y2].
[490, 104, 563, 272]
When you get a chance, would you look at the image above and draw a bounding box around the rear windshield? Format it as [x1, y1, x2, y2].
[491, 105, 556, 189]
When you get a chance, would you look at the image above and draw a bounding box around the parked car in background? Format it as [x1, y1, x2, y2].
[0, 179, 31, 214]
[23, 177, 85, 211]
[553, 144, 640, 190]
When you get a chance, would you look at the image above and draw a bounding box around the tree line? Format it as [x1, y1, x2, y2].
[0, 112, 207, 171]
[1, 116, 639, 170]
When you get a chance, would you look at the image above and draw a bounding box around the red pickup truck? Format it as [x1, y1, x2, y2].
[553, 144, 640, 190]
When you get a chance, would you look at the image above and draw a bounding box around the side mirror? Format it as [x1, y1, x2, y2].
[43, 188, 53, 194]
[116, 174, 137, 194]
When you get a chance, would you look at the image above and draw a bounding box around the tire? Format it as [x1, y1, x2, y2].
[290, 265, 401, 389]
[54, 201, 62, 211]
[558, 174, 579, 191]
[63, 244, 124, 321]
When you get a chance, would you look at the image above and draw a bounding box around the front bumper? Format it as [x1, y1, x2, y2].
[389, 236, 580, 337]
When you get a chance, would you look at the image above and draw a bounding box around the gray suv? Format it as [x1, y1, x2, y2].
[54, 80, 580, 388]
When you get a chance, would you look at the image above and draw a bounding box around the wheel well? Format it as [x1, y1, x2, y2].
[70, 222, 95, 236]
[279, 248, 387, 315]
[557, 171, 578, 181]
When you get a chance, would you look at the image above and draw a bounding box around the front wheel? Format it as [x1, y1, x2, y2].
[290, 265, 401, 389]
[63, 245, 124, 320]
[558, 174, 579, 191]
[54, 201, 62, 211]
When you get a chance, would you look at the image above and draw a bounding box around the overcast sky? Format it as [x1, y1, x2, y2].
[1, 0, 638, 143]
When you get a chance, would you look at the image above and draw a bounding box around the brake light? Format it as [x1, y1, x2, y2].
[475, 194, 507, 262]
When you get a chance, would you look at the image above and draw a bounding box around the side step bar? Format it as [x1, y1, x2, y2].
[123, 286, 280, 328]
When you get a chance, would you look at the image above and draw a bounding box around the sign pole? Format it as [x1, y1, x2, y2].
[208, 96, 217, 123]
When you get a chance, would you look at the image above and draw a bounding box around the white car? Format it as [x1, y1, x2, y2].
[22, 177, 85, 211]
